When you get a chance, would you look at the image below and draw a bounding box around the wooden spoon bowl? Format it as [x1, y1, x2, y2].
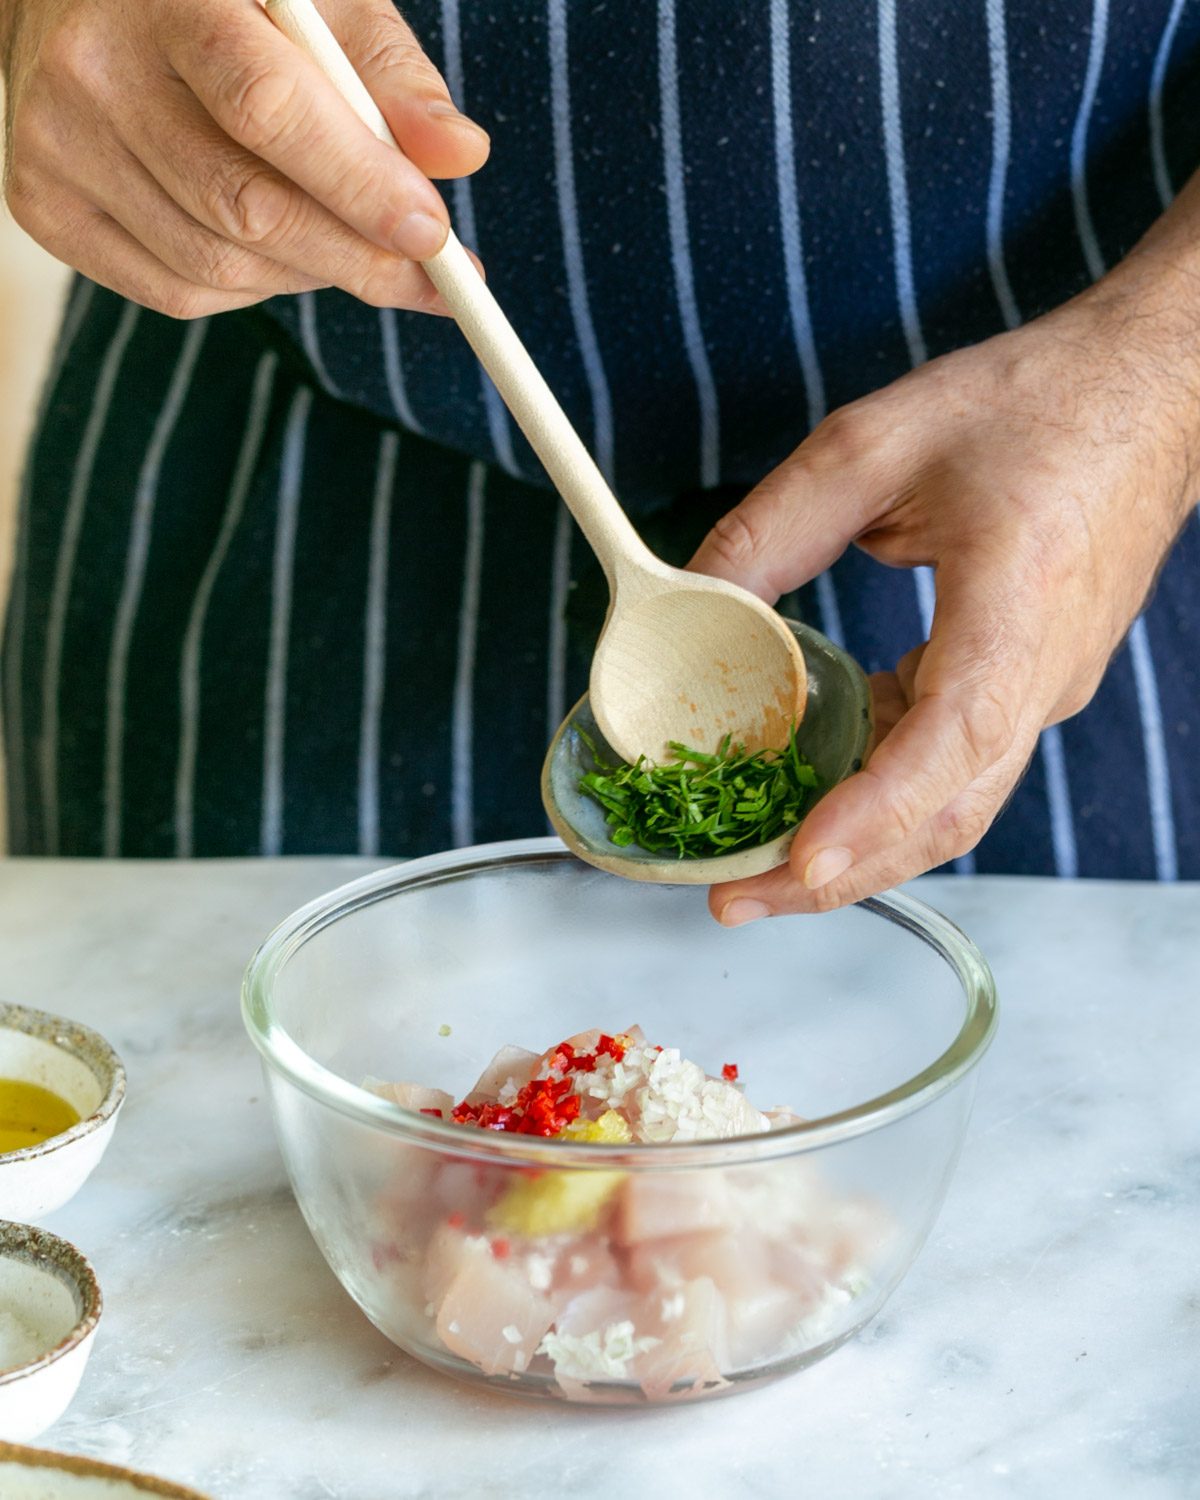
[543, 619, 872, 884]
[590, 562, 807, 765]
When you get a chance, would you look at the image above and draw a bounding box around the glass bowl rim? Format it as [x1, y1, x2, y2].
[241, 837, 998, 1169]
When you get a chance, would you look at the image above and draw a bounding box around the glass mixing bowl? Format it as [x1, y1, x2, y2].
[242, 838, 996, 1406]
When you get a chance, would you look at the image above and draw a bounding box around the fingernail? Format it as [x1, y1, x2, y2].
[720, 898, 771, 928]
[427, 99, 488, 135]
[804, 847, 853, 890]
[394, 211, 447, 260]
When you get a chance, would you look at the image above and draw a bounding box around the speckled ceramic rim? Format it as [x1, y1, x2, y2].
[0, 1221, 102, 1386]
[0, 1003, 126, 1164]
[243, 838, 998, 1168]
[0, 1441, 212, 1497]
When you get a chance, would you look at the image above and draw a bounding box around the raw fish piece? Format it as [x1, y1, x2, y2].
[554, 1285, 640, 1338]
[767, 1239, 833, 1305]
[635, 1277, 731, 1400]
[725, 1284, 812, 1369]
[624, 1228, 773, 1305]
[551, 1239, 621, 1298]
[364, 1080, 455, 1117]
[614, 1171, 735, 1245]
[765, 1107, 806, 1130]
[539, 1287, 661, 1390]
[467, 1045, 540, 1103]
[432, 1230, 556, 1376]
[429, 1159, 503, 1225]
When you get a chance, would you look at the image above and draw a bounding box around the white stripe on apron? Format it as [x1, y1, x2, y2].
[770, 0, 846, 651]
[984, 0, 1021, 331]
[4, 277, 96, 854]
[261, 386, 313, 855]
[441, 0, 520, 479]
[546, 0, 614, 739]
[1070, 0, 1110, 282]
[175, 350, 279, 856]
[658, 0, 720, 491]
[299, 291, 341, 399]
[452, 460, 487, 847]
[379, 307, 423, 433]
[1149, 0, 1188, 210]
[103, 320, 208, 856]
[39, 299, 140, 854]
[358, 427, 399, 856]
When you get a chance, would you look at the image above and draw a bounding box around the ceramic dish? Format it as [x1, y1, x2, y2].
[243, 840, 997, 1406]
[0, 1223, 101, 1442]
[0, 1005, 126, 1222]
[0, 1442, 211, 1497]
[542, 618, 872, 882]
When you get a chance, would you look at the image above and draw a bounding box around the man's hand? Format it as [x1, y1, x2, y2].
[1, 0, 489, 318]
[691, 174, 1200, 922]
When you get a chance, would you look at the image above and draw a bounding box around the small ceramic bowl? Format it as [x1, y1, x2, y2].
[0, 1440, 212, 1497]
[542, 618, 872, 883]
[0, 1223, 101, 1442]
[0, 1005, 126, 1222]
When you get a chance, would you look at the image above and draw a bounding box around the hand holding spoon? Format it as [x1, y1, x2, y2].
[266, 0, 807, 766]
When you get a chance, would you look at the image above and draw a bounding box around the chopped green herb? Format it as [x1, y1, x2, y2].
[576, 724, 819, 859]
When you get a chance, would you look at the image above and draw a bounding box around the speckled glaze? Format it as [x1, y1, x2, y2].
[542, 618, 872, 882]
[0, 1440, 212, 1497]
[0, 1004, 126, 1221]
[0, 1223, 102, 1442]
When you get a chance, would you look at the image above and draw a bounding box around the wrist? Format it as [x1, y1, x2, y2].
[1071, 176, 1200, 525]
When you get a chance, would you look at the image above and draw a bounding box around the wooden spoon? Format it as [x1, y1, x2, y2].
[266, 0, 807, 762]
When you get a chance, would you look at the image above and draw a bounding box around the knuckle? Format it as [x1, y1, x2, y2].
[225, 63, 302, 153]
[4, 161, 37, 217]
[860, 764, 925, 842]
[41, 13, 106, 88]
[809, 881, 847, 915]
[157, 282, 214, 322]
[1052, 664, 1105, 722]
[955, 683, 1018, 771]
[939, 795, 991, 858]
[212, 168, 294, 247]
[359, 31, 439, 85]
[703, 509, 765, 574]
[807, 401, 873, 468]
[196, 239, 256, 293]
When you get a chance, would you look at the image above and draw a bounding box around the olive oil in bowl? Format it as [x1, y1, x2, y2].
[0, 1080, 81, 1154]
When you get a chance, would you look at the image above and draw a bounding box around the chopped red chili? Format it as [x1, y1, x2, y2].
[722, 1063, 739, 1082]
[490, 1237, 511, 1260]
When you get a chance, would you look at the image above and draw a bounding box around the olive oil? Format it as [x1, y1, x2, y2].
[0, 1080, 81, 1153]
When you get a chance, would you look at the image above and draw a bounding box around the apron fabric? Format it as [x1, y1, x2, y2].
[4, 0, 1200, 875]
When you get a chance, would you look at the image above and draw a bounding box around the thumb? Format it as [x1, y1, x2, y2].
[686, 405, 901, 602]
[330, 0, 491, 180]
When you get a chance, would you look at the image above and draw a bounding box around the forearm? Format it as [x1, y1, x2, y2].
[1065, 167, 1200, 529]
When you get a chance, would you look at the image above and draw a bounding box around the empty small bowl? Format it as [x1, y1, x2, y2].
[0, 1223, 101, 1442]
[542, 618, 872, 882]
[0, 1441, 211, 1497]
[0, 1005, 126, 1222]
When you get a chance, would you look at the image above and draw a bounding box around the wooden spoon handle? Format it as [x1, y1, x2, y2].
[265, 0, 652, 587]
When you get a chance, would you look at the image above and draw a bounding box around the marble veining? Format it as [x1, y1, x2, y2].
[0, 859, 1195, 1499]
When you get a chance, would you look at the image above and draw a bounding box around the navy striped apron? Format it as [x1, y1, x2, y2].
[4, 0, 1200, 876]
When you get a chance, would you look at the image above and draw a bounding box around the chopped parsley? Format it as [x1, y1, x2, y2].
[576, 724, 819, 859]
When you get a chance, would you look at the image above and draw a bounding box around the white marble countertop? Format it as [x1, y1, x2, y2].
[0, 859, 1196, 1499]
